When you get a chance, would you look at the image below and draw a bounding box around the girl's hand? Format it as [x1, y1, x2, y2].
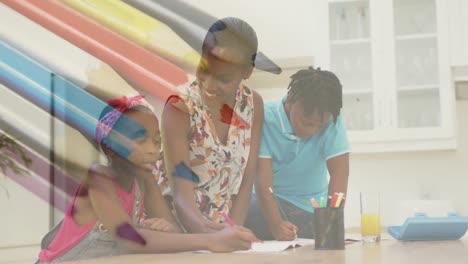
[206, 226, 258, 252]
[203, 220, 229, 233]
[141, 218, 183, 233]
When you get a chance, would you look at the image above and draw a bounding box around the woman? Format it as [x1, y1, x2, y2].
[156, 17, 264, 233]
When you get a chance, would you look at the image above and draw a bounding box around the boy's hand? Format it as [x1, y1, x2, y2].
[271, 220, 298, 241]
[141, 218, 182, 233]
[206, 226, 258, 252]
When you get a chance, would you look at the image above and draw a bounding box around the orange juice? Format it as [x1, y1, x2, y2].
[361, 213, 381, 241]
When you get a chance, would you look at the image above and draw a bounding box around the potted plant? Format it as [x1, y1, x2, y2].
[0, 132, 31, 197]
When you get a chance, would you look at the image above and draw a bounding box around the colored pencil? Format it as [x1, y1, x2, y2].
[220, 212, 235, 227]
[125, 0, 282, 74]
[3, 0, 188, 104]
[0, 4, 149, 176]
[62, 0, 200, 73]
[327, 195, 332, 207]
[330, 192, 339, 208]
[0, 42, 144, 160]
[269, 187, 289, 222]
[336, 193, 345, 208]
[311, 198, 320, 209]
[0, 4, 142, 102]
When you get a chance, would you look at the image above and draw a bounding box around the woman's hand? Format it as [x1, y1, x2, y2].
[141, 218, 183, 233]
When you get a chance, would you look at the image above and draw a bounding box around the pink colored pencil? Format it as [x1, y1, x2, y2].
[221, 211, 235, 227]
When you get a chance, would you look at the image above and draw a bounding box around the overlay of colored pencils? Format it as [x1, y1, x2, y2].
[124, 0, 282, 74]
[0, 0, 285, 220]
[0, 4, 146, 179]
[62, 0, 200, 72]
[3, 0, 188, 103]
[0, 4, 141, 102]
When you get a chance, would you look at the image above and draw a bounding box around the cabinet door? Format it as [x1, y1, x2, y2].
[328, 0, 382, 143]
[389, 0, 455, 142]
[327, 0, 455, 151]
[393, 0, 440, 128]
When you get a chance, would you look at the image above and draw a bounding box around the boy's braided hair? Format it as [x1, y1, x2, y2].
[287, 66, 343, 123]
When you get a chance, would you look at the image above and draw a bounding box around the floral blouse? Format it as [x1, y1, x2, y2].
[156, 80, 254, 222]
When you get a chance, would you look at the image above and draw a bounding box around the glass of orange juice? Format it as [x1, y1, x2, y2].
[360, 192, 381, 242]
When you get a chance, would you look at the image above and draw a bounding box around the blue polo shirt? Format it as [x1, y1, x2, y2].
[259, 98, 350, 213]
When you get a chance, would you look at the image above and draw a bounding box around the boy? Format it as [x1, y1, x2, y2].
[245, 67, 350, 240]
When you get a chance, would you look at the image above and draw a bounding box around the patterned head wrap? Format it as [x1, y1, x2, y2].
[95, 95, 148, 146]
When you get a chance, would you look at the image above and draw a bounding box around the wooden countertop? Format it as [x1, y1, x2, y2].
[69, 236, 468, 264]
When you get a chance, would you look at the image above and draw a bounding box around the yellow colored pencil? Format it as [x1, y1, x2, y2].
[62, 0, 200, 72]
[336, 193, 345, 208]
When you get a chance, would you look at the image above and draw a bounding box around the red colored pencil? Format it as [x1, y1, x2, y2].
[330, 192, 339, 208]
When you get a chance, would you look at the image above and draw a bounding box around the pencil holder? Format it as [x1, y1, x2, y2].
[313, 207, 345, 250]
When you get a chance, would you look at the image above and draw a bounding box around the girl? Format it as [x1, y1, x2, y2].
[157, 17, 264, 233]
[37, 95, 257, 263]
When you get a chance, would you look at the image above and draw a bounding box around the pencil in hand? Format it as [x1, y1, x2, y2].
[269, 187, 297, 238]
[220, 211, 235, 227]
[269, 187, 288, 221]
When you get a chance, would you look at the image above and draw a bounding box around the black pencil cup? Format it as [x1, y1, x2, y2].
[313, 207, 345, 250]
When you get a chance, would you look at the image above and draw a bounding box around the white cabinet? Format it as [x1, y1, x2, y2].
[325, 0, 456, 152]
[448, 0, 468, 67]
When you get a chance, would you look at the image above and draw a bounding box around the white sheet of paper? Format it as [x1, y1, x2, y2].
[235, 239, 315, 253]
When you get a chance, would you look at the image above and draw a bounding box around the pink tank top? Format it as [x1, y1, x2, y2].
[39, 179, 144, 262]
